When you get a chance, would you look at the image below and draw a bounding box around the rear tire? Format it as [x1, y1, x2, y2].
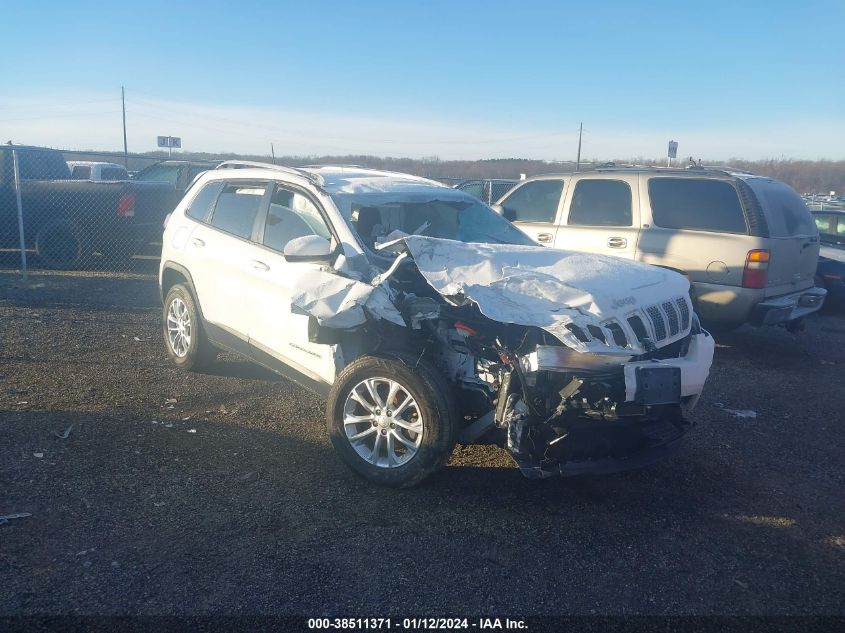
[327, 353, 457, 488]
[162, 283, 216, 371]
[35, 220, 86, 270]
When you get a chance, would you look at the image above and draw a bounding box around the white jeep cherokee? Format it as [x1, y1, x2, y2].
[159, 162, 715, 487]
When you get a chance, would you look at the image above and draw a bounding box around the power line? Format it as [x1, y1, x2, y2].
[128, 94, 575, 146]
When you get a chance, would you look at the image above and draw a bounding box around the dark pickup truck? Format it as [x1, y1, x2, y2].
[0, 145, 175, 268]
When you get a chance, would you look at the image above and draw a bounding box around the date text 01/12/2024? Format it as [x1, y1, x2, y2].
[306, 617, 528, 630]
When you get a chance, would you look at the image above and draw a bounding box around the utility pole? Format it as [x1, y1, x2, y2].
[271, 142, 276, 164]
[121, 86, 128, 168]
[575, 122, 583, 172]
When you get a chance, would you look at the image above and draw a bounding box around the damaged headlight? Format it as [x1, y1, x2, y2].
[519, 345, 632, 373]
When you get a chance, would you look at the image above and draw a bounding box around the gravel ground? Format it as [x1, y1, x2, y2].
[1, 270, 843, 618]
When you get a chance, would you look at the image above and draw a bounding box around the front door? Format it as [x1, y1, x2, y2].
[500, 178, 566, 246]
[246, 183, 338, 384]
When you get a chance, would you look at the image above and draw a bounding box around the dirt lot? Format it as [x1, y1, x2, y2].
[1, 270, 843, 618]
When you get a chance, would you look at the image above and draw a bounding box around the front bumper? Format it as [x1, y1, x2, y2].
[623, 332, 715, 410]
[749, 286, 827, 326]
[509, 332, 715, 479]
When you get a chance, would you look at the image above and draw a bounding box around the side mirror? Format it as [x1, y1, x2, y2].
[283, 235, 332, 262]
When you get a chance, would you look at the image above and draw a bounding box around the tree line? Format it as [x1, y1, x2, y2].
[67, 148, 845, 195]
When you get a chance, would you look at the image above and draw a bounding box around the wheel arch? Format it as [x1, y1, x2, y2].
[160, 261, 204, 318]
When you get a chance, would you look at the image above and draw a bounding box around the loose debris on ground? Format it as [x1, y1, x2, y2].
[1, 270, 843, 616]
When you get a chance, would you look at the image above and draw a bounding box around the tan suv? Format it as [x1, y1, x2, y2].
[495, 166, 826, 330]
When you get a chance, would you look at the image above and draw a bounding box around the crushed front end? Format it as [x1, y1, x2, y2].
[298, 234, 716, 479]
[502, 315, 714, 478]
[409, 292, 715, 479]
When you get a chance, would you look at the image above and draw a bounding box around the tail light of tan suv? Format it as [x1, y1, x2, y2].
[742, 249, 770, 289]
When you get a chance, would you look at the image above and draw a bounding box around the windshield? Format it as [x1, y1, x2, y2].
[136, 164, 180, 187]
[331, 192, 535, 251]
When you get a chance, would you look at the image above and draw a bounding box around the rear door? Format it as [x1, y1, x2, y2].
[638, 175, 754, 289]
[185, 179, 270, 336]
[746, 178, 819, 297]
[499, 178, 566, 245]
[553, 175, 640, 259]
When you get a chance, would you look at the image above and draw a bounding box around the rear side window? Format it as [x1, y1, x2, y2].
[568, 180, 632, 226]
[263, 187, 331, 252]
[209, 182, 267, 239]
[70, 165, 91, 179]
[649, 178, 746, 233]
[18, 150, 70, 180]
[745, 179, 817, 237]
[101, 167, 127, 180]
[500, 180, 563, 223]
[186, 181, 224, 221]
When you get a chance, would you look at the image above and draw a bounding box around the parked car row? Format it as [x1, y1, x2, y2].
[0, 146, 218, 268]
[65, 158, 217, 191]
[156, 160, 830, 488]
[0, 145, 188, 268]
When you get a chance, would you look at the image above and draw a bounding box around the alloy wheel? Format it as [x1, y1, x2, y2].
[342, 377, 424, 468]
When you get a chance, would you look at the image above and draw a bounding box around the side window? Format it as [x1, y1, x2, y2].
[19, 150, 70, 180]
[262, 186, 331, 253]
[186, 181, 224, 221]
[568, 180, 632, 227]
[746, 179, 816, 237]
[209, 181, 267, 239]
[101, 167, 127, 181]
[500, 180, 564, 223]
[649, 178, 746, 233]
[71, 166, 91, 180]
[814, 214, 834, 236]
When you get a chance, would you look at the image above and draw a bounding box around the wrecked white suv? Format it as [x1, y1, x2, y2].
[159, 162, 715, 487]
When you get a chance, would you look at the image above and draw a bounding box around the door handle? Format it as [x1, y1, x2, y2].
[250, 260, 270, 271]
[191, 237, 205, 247]
[537, 233, 553, 244]
[607, 237, 627, 248]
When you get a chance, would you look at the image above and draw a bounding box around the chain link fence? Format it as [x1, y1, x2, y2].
[0, 145, 222, 277]
[1, 145, 565, 279]
[447, 178, 520, 205]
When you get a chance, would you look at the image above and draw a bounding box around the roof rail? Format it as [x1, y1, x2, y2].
[694, 164, 756, 176]
[300, 164, 364, 169]
[303, 164, 445, 187]
[215, 160, 323, 185]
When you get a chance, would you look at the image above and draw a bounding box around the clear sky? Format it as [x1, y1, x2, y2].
[1, 0, 843, 160]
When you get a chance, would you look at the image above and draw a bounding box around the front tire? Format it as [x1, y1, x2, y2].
[327, 353, 457, 488]
[162, 284, 216, 370]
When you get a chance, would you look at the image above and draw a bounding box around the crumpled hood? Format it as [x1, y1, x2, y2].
[394, 236, 691, 353]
